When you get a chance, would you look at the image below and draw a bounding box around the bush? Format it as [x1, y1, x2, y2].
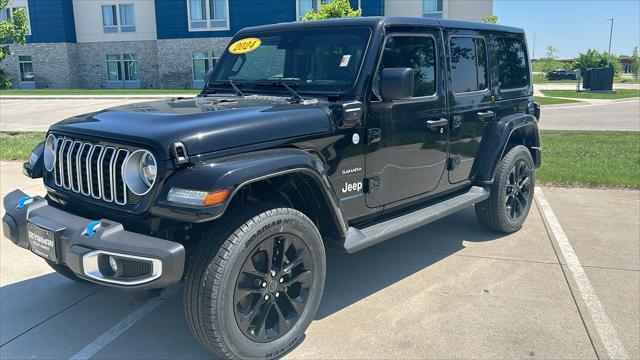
[302, 0, 361, 20]
[574, 49, 623, 75]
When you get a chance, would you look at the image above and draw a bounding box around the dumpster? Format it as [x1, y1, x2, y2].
[582, 67, 614, 91]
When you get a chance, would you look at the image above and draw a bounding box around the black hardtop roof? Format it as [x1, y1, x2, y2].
[238, 16, 525, 36]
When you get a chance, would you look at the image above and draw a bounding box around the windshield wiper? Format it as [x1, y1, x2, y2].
[207, 80, 245, 97]
[256, 81, 305, 104]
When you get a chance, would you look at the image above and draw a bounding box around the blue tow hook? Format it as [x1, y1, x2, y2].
[84, 221, 102, 237]
[17, 196, 32, 209]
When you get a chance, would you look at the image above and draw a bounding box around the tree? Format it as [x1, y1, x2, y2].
[632, 47, 640, 80]
[482, 15, 498, 24]
[574, 49, 622, 75]
[544, 45, 558, 60]
[302, 0, 361, 21]
[0, 0, 29, 88]
[539, 45, 564, 73]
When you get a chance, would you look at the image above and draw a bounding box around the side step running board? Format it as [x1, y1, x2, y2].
[341, 186, 489, 253]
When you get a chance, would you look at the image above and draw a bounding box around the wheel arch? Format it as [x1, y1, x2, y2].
[152, 148, 349, 239]
[473, 113, 541, 185]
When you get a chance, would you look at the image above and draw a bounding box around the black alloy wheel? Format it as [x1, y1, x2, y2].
[183, 206, 326, 360]
[475, 145, 536, 233]
[234, 234, 313, 342]
[505, 159, 531, 222]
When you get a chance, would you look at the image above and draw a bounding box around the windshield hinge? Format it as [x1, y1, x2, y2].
[171, 142, 190, 167]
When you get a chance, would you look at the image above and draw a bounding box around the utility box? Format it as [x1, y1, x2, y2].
[582, 67, 614, 91]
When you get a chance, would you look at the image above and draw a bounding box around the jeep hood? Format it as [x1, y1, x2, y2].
[49, 96, 333, 160]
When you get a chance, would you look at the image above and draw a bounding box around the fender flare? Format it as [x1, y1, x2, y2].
[473, 113, 541, 184]
[151, 148, 349, 236]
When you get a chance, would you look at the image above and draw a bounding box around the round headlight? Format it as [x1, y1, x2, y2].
[140, 152, 157, 187]
[123, 150, 157, 196]
[44, 134, 57, 172]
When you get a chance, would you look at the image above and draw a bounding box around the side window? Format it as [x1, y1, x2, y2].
[449, 36, 488, 93]
[495, 37, 529, 89]
[379, 36, 437, 97]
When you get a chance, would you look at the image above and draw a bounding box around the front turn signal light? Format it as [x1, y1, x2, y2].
[167, 187, 229, 206]
[202, 189, 230, 206]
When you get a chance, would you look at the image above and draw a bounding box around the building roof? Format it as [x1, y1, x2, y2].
[239, 16, 525, 35]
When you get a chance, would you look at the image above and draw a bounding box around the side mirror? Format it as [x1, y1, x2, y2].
[380, 68, 414, 101]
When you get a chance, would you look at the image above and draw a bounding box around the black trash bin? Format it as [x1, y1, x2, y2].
[583, 67, 614, 91]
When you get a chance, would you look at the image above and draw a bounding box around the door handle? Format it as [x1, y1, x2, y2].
[426, 118, 448, 129]
[477, 110, 495, 121]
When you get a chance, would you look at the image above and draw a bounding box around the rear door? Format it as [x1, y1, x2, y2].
[445, 30, 495, 184]
[364, 30, 448, 208]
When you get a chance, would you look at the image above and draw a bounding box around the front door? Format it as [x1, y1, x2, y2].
[365, 31, 448, 208]
[446, 31, 495, 183]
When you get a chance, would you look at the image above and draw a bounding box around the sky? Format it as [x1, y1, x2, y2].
[493, 0, 640, 59]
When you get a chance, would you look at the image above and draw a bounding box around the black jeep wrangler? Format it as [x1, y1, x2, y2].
[4, 17, 541, 359]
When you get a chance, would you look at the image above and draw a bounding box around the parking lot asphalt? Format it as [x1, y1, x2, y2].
[1, 96, 639, 132]
[1, 161, 638, 359]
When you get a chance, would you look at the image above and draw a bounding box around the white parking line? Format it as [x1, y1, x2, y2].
[535, 189, 629, 360]
[68, 287, 178, 360]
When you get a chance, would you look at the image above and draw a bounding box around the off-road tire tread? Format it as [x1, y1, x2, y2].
[475, 145, 535, 233]
[183, 205, 318, 359]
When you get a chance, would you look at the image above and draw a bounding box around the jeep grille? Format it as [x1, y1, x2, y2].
[51, 138, 131, 205]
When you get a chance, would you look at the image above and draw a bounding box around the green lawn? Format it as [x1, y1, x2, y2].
[0, 89, 200, 96]
[534, 96, 581, 106]
[540, 89, 640, 100]
[538, 131, 640, 188]
[0, 132, 45, 161]
[2, 130, 639, 189]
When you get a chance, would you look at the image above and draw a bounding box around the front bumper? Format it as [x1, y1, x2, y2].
[2, 189, 185, 290]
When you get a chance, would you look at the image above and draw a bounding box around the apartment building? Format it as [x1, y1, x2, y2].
[1, 0, 493, 89]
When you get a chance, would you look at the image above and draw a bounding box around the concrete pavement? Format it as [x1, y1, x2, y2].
[1, 96, 639, 132]
[0, 161, 638, 359]
[0, 98, 151, 132]
[539, 99, 640, 131]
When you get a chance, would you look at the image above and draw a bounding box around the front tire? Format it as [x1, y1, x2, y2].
[184, 205, 326, 359]
[476, 145, 535, 233]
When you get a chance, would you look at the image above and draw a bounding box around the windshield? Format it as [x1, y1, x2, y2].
[208, 27, 372, 94]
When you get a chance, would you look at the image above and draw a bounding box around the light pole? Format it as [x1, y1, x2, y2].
[607, 18, 614, 54]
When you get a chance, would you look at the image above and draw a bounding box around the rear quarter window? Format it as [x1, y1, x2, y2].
[495, 37, 530, 90]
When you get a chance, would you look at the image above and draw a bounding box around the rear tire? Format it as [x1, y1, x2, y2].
[183, 205, 326, 359]
[46, 260, 91, 284]
[476, 145, 535, 233]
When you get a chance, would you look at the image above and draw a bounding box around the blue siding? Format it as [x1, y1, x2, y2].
[26, 0, 76, 43]
[156, 0, 297, 39]
[361, 0, 384, 16]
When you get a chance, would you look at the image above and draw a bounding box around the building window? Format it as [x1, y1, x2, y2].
[188, 0, 229, 31]
[102, 4, 136, 33]
[106, 54, 122, 81]
[423, 0, 443, 17]
[119, 4, 136, 32]
[297, 0, 318, 20]
[123, 54, 139, 81]
[449, 36, 488, 93]
[102, 5, 118, 33]
[0, 5, 31, 35]
[193, 51, 219, 88]
[18, 55, 34, 82]
[106, 54, 140, 88]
